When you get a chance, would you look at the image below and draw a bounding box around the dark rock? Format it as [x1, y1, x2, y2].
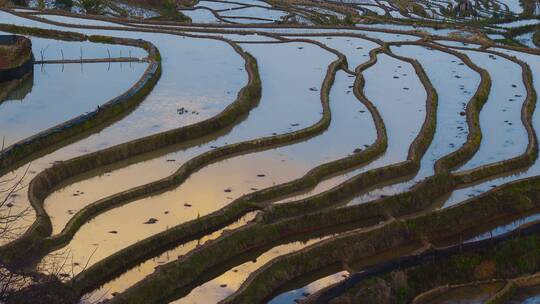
[144, 218, 158, 224]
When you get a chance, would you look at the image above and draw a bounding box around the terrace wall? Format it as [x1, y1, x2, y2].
[0, 35, 33, 82]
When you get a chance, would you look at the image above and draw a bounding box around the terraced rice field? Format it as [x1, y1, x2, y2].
[1, 0, 540, 303]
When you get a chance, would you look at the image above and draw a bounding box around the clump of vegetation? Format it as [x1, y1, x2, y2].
[342, 14, 355, 25]
[493, 37, 523, 46]
[177, 0, 197, 7]
[411, 3, 428, 18]
[75, 0, 104, 14]
[54, 0, 73, 10]
[0, 0, 24, 7]
[114, 0, 191, 21]
[533, 30, 540, 48]
[312, 13, 355, 26]
[160, 0, 181, 19]
[146, 0, 191, 22]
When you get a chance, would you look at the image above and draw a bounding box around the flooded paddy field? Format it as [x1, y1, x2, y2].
[43, 40, 334, 235]
[0, 1, 540, 303]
